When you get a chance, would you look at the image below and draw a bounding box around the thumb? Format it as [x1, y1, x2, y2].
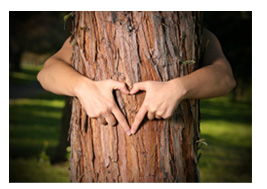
[110, 80, 129, 95]
[130, 82, 147, 95]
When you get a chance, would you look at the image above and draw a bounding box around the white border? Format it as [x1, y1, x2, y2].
[2, 0, 266, 188]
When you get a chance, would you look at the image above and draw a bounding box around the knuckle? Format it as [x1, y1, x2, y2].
[143, 101, 149, 108]
[90, 112, 98, 118]
[97, 118, 106, 125]
[162, 113, 171, 119]
[149, 107, 156, 113]
[148, 116, 154, 121]
[109, 120, 116, 126]
[86, 109, 97, 118]
[156, 113, 163, 117]
[95, 112, 101, 117]
[162, 115, 168, 119]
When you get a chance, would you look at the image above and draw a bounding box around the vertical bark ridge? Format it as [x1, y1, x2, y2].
[69, 11, 202, 182]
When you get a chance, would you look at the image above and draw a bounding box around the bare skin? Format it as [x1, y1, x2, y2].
[129, 29, 236, 134]
[37, 37, 132, 135]
[37, 29, 236, 135]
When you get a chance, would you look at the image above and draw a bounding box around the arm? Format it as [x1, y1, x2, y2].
[37, 37, 131, 135]
[37, 37, 81, 96]
[178, 29, 236, 99]
[130, 29, 236, 134]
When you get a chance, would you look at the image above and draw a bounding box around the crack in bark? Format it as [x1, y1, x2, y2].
[70, 11, 202, 182]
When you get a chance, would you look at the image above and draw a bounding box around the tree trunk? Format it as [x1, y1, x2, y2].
[51, 97, 71, 164]
[69, 11, 203, 182]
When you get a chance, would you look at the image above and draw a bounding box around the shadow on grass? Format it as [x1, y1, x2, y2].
[9, 75, 252, 182]
[198, 96, 252, 182]
[9, 64, 71, 182]
[9, 64, 43, 85]
[200, 97, 252, 125]
[9, 92, 71, 182]
[9, 93, 66, 159]
[199, 133, 252, 182]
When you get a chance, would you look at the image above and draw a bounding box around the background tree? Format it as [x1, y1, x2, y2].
[203, 11, 252, 101]
[9, 11, 70, 71]
[69, 11, 203, 182]
[9, 11, 252, 182]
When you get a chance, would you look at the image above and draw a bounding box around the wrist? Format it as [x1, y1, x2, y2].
[73, 76, 95, 98]
[168, 78, 188, 101]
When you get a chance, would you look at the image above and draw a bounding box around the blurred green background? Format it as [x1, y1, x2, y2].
[9, 11, 252, 182]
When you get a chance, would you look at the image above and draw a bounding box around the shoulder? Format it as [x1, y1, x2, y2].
[201, 29, 222, 52]
[201, 29, 225, 66]
[51, 37, 73, 64]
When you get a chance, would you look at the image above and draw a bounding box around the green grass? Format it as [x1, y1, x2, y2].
[9, 94, 70, 182]
[9, 64, 252, 182]
[198, 96, 252, 182]
[9, 63, 71, 182]
[10, 95, 65, 158]
[9, 64, 43, 85]
[9, 158, 70, 182]
[9, 95, 252, 182]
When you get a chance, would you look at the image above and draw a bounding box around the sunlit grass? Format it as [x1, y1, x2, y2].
[10, 98, 65, 107]
[9, 158, 70, 182]
[198, 96, 252, 182]
[9, 64, 252, 182]
[9, 63, 43, 85]
[9, 94, 252, 182]
[9, 94, 70, 182]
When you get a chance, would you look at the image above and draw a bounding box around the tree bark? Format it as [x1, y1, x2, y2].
[69, 11, 202, 182]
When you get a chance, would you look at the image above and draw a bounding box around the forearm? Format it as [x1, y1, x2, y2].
[174, 60, 236, 100]
[37, 57, 90, 97]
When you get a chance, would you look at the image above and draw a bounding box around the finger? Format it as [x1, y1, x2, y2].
[111, 80, 129, 94]
[155, 114, 162, 119]
[130, 82, 147, 95]
[147, 111, 155, 120]
[162, 109, 174, 119]
[112, 106, 132, 136]
[131, 103, 147, 134]
[97, 116, 107, 125]
[104, 113, 117, 126]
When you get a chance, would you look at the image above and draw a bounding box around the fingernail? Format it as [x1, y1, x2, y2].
[127, 131, 132, 136]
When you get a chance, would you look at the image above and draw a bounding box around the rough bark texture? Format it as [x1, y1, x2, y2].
[69, 11, 202, 182]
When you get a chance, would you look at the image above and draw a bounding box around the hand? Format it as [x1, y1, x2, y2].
[129, 79, 186, 134]
[75, 78, 132, 135]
